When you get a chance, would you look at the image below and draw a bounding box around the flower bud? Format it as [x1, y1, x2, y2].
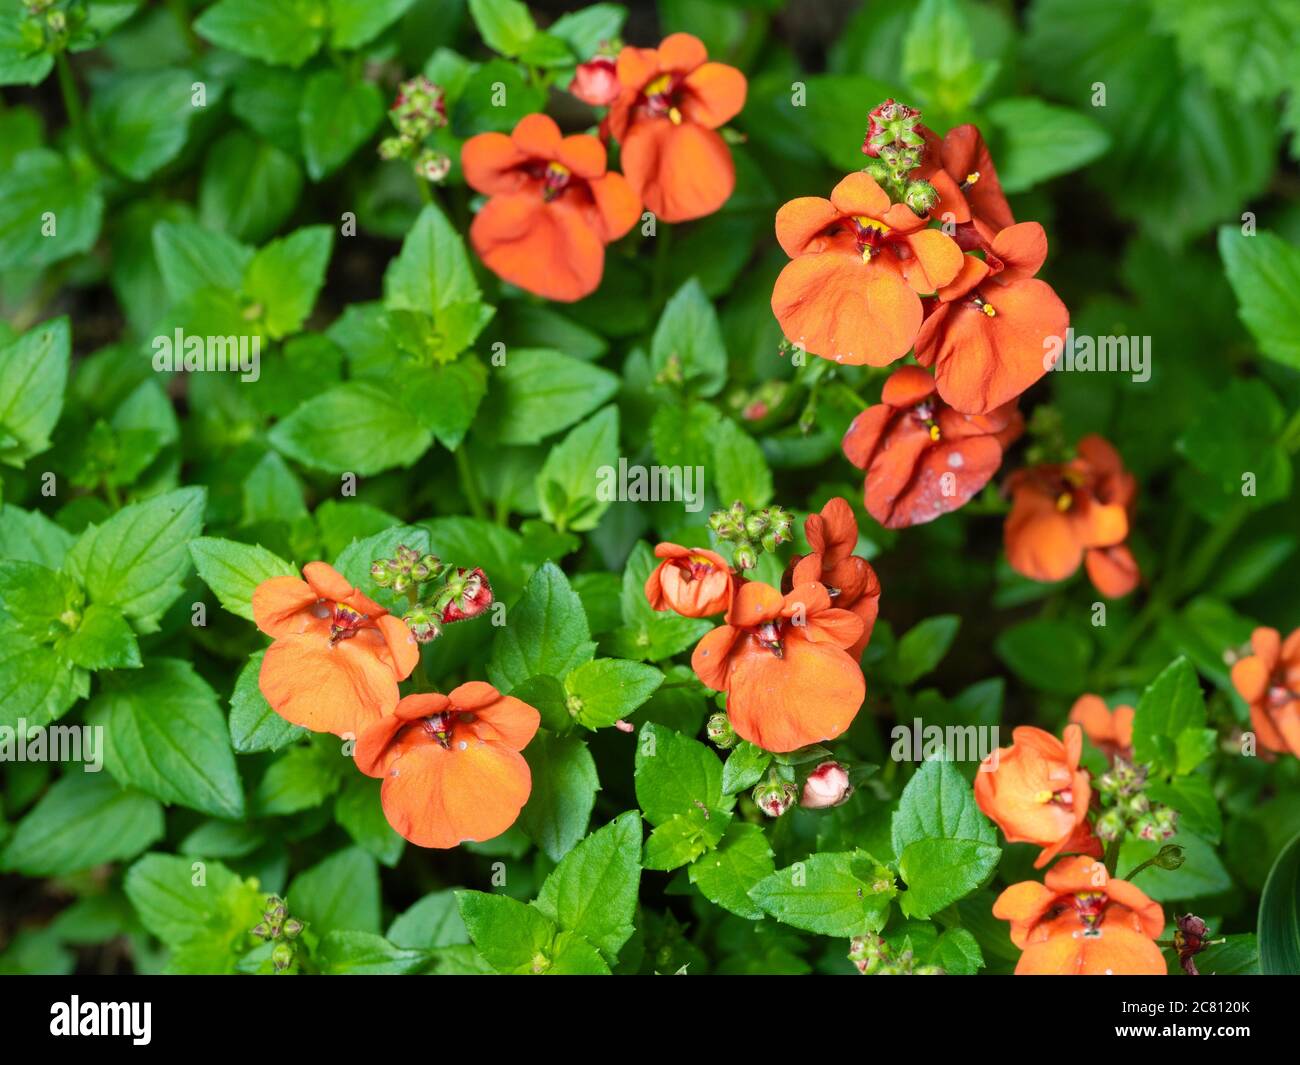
[733, 543, 758, 571]
[283, 918, 303, 939]
[801, 760, 853, 809]
[402, 607, 442, 644]
[1152, 843, 1185, 870]
[1123, 792, 1150, 817]
[706, 712, 738, 749]
[271, 942, 295, 973]
[744, 511, 769, 539]
[1094, 807, 1126, 843]
[848, 933, 888, 975]
[250, 922, 270, 939]
[752, 777, 798, 818]
[415, 149, 451, 183]
[378, 135, 410, 161]
[569, 55, 620, 107]
[862, 158, 892, 184]
[392, 572, 411, 594]
[903, 179, 938, 215]
[370, 559, 395, 587]
[441, 567, 494, 623]
[389, 75, 447, 140]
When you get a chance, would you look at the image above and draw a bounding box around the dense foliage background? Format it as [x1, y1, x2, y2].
[1, 0, 1299, 975]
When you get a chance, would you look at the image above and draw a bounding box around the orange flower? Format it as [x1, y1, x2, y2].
[253, 562, 419, 738]
[461, 113, 640, 301]
[645, 543, 734, 617]
[691, 581, 865, 752]
[842, 364, 1022, 528]
[1230, 626, 1300, 758]
[974, 724, 1101, 869]
[916, 123, 1014, 247]
[1069, 694, 1135, 761]
[914, 221, 1069, 415]
[605, 33, 746, 222]
[1004, 434, 1140, 598]
[771, 172, 964, 366]
[994, 856, 1166, 975]
[785, 497, 881, 658]
[354, 682, 540, 848]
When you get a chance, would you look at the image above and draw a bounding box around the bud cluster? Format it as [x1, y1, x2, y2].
[250, 895, 305, 974]
[379, 76, 452, 184]
[20, 0, 81, 51]
[860, 98, 933, 212]
[708, 501, 795, 570]
[371, 544, 494, 645]
[848, 933, 944, 976]
[1094, 757, 1179, 844]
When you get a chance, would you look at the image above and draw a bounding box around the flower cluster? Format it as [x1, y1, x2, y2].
[646, 497, 878, 753]
[378, 76, 452, 183]
[459, 33, 746, 301]
[251, 554, 537, 849]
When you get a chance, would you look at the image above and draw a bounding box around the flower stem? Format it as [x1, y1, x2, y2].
[454, 446, 487, 521]
[55, 52, 86, 144]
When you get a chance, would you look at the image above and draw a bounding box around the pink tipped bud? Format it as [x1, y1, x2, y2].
[440, 567, 493, 623]
[801, 760, 852, 809]
[569, 56, 620, 107]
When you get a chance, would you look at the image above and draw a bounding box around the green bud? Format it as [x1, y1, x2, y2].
[402, 607, 442, 644]
[392, 572, 411, 594]
[733, 543, 758, 571]
[1153, 843, 1185, 871]
[744, 512, 769, 539]
[752, 776, 798, 818]
[370, 560, 394, 587]
[271, 942, 295, 973]
[903, 179, 939, 215]
[706, 712, 738, 749]
[283, 918, 303, 938]
[1094, 807, 1126, 843]
[378, 136, 410, 161]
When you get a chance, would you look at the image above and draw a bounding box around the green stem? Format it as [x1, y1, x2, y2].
[55, 53, 86, 144]
[1103, 837, 1121, 877]
[165, 0, 202, 59]
[103, 478, 122, 511]
[417, 178, 433, 206]
[454, 446, 487, 521]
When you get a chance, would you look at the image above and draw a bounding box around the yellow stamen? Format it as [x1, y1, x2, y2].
[547, 162, 570, 177]
[1056, 492, 1073, 512]
[1034, 789, 1054, 804]
[854, 215, 891, 236]
[646, 74, 672, 95]
[965, 171, 980, 186]
[928, 424, 941, 442]
[668, 106, 682, 125]
[981, 302, 996, 317]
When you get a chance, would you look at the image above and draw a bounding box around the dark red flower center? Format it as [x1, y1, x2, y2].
[329, 603, 367, 645]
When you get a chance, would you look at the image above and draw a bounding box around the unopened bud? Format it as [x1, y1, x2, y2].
[752, 777, 798, 818]
[1152, 843, 1185, 870]
[378, 136, 409, 161]
[415, 149, 451, 183]
[271, 942, 295, 973]
[848, 932, 888, 975]
[440, 567, 493, 623]
[733, 543, 758, 571]
[903, 179, 938, 215]
[801, 760, 853, 809]
[403, 607, 442, 644]
[706, 712, 738, 749]
[1094, 807, 1126, 843]
[283, 918, 303, 938]
[370, 560, 394, 587]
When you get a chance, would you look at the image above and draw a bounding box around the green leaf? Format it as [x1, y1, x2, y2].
[457, 891, 557, 974]
[468, 0, 536, 57]
[902, 0, 997, 122]
[190, 537, 297, 621]
[0, 774, 163, 877]
[199, 131, 303, 244]
[335, 774, 405, 867]
[67, 487, 206, 633]
[253, 741, 345, 816]
[984, 96, 1110, 193]
[517, 732, 599, 862]
[287, 846, 381, 934]
[994, 618, 1091, 695]
[62, 603, 141, 671]
[0, 503, 75, 568]
[488, 561, 595, 691]
[651, 279, 727, 398]
[643, 807, 728, 871]
[124, 854, 265, 974]
[1131, 657, 1214, 776]
[563, 659, 663, 730]
[1150, 0, 1300, 103]
[536, 405, 620, 532]
[929, 927, 985, 975]
[152, 220, 251, 304]
[299, 70, 383, 181]
[243, 225, 333, 339]
[484, 349, 620, 445]
[1219, 228, 1300, 370]
[1258, 831, 1300, 976]
[229, 651, 305, 753]
[749, 851, 896, 936]
[315, 930, 429, 974]
[533, 810, 642, 962]
[0, 629, 87, 728]
[89, 67, 198, 181]
[0, 317, 69, 467]
[195, 0, 327, 68]
[384, 203, 481, 315]
[688, 821, 775, 920]
[634, 722, 729, 826]
[328, 0, 417, 49]
[548, 4, 626, 57]
[897, 838, 1001, 919]
[1178, 377, 1290, 506]
[721, 742, 772, 795]
[0, 559, 80, 640]
[0, 149, 103, 270]
[269, 382, 433, 475]
[711, 419, 773, 508]
[0, 10, 53, 86]
[1147, 775, 1222, 844]
[90, 658, 245, 819]
[885, 615, 961, 685]
[387, 890, 470, 949]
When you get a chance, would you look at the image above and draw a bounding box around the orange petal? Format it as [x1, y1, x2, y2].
[510, 112, 563, 159]
[260, 633, 399, 737]
[1231, 655, 1269, 705]
[621, 118, 734, 223]
[303, 561, 354, 602]
[252, 575, 318, 639]
[1250, 626, 1281, 670]
[465, 693, 541, 751]
[381, 738, 532, 848]
[1005, 491, 1082, 582]
[1085, 544, 1140, 599]
[842, 404, 893, 470]
[829, 171, 891, 219]
[726, 635, 864, 752]
[808, 497, 858, 564]
[727, 580, 784, 626]
[992, 880, 1057, 947]
[1072, 500, 1129, 549]
[774, 196, 841, 259]
[461, 131, 529, 195]
[470, 194, 605, 302]
[881, 365, 937, 408]
[656, 32, 708, 74]
[883, 434, 1004, 529]
[692, 624, 739, 691]
[375, 613, 419, 680]
[556, 133, 606, 180]
[587, 170, 641, 242]
[681, 62, 747, 129]
[772, 252, 921, 366]
[991, 221, 1048, 282]
[1069, 694, 1115, 745]
[615, 45, 659, 91]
